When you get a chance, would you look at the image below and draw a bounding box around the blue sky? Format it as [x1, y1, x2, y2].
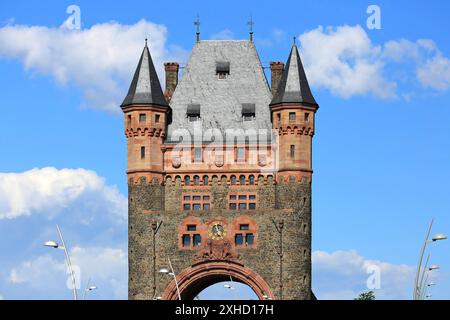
[0, 0, 449, 300]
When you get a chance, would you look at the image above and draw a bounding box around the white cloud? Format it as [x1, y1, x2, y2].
[0, 20, 187, 112]
[417, 54, 450, 91]
[210, 29, 235, 40]
[9, 246, 127, 299]
[313, 250, 417, 300]
[0, 167, 126, 221]
[299, 25, 396, 99]
[299, 25, 450, 99]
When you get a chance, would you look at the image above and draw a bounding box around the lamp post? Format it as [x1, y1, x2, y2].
[159, 257, 181, 300]
[83, 277, 97, 300]
[413, 219, 447, 300]
[44, 224, 78, 300]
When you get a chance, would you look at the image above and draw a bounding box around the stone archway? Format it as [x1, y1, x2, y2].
[162, 261, 274, 300]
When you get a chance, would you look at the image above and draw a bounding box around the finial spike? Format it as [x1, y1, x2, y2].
[194, 14, 201, 42]
[145, 38, 148, 47]
[293, 35, 296, 45]
[247, 16, 254, 42]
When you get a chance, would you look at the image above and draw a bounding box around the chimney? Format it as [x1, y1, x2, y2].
[270, 61, 284, 97]
[164, 62, 179, 103]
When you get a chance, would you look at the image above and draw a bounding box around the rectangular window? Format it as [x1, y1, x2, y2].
[187, 225, 196, 231]
[140, 146, 145, 159]
[194, 148, 202, 162]
[290, 145, 295, 160]
[155, 114, 160, 123]
[239, 203, 247, 210]
[183, 204, 191, 210]
[139, 114, 146, 123]
[127, 115, 131, 127]
[193, 234, 202, 247]
[277, 113, 281, 124]
[237, 147, 245, 162]
[193, 196, 201, 201]
[235, 234, 244, 246]
[304, 113, 310, 122]
[246, 234, 254, 246]
[193, 204, 201, 211]
[229, 203, 237, 210]
[240, 224, 249, 231]
[249, 195, 256, 200]
[184, 196, 191, 201]
[230, 195, 237, 200]
[289, 112, 296, 121]
[203, 203, 210, 210]
[249, 203, 256, 210]
[203, 196, 210, 201]
[182, 235, 191, 247]
[238, 195, 247, 200]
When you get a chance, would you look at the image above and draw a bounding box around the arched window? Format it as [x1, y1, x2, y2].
[239, 175, 246, 185]
[249, 175, 255, 185]
[203, 175, 209, 185]
[184, 176, 191, 186]
[194, 175, 200, 186]
[231, 175, 237, 185]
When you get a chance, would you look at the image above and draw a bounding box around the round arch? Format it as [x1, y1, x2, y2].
[162, 261, 274, 300]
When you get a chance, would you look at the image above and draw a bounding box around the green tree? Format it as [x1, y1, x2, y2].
[355, 291, 376, 300]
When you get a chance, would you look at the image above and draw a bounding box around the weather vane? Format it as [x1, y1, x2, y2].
[247, 16, 254, 42]
[194, 14, 201, 42]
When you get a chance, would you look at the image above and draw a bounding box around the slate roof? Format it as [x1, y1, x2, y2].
[270, 43, 318, 107]
[121, 42, 168, 108]
[167, 40, 273, 142]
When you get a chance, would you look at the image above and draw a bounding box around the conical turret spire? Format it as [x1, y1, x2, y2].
[270, 42, 317, 107]
[121, 40, 168, 108]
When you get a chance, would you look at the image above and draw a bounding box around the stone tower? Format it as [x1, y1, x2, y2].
[123, 37, 318, 300]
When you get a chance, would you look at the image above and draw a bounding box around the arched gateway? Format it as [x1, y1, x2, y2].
[122, 34, 318, 300]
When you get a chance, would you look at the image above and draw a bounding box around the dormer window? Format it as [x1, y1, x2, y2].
[187, 104, 200, 122]
[216, 61, 230, 79]
[242, 103, 255, 121]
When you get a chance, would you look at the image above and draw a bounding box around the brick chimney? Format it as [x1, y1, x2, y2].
[270, 61, 284, 97]
[164, 62, 179, 103]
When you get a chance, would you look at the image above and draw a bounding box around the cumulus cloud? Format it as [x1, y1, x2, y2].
[312, 250, 417, 300]
[0, 167, 126, 221]
[210, 29, 235, 40]
[299, 25, 450, 99]
[0, 20, 187, 112]
[9, 246, 127, 299]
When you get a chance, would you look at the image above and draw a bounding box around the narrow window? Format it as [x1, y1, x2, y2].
[289, 112, 296, 121]
[182, 235, 191, 247]
[239, 203, 247, 210]
[237, 147, 245, 162]
[249, 203, 256, 210]
[183, 204, 191, 210]
[187, 225, 197, 231]
[277, 113, 281, 124]
[240, 224, 249, 231]
[239, 175, 246, 185]
[193, 234, 202, 247]
[193, 204, 201, 211]
[304, 113, 310, 122]
[231, 175, 237, 185]
[229, 203, 237, 210]
[203, 203, 210, 210]
[290, 145, 295, 160]
[249, 175, 255, 185]
[235, 234, 244, 246]
[155, 114, 160, 123]
[139, 114, 146, 123]
[193, 175, 200, 186]
[140, 146, 145, 159]
[194, 148, 202, 163]
[127, 115, 131, 127]
[246, 234, 254, 246]
[184, 176, 191, 186]
[203, 175, 209, 185]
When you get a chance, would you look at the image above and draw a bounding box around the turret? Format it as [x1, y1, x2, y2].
[121, 40, 170, 184]
[270, 40, 319, 182]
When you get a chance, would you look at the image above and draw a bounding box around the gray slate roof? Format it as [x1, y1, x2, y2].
[270, 44, 317, 107]
[121, 43, 168, 108]
[167, 40, 273, 142]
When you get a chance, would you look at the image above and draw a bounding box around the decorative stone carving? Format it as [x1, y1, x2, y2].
[194, 239, 241, 263]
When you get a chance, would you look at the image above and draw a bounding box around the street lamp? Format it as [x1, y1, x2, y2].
[224, 284, 234, 290]
[44, 225, 78, 300]
[159, 258, 181, 300]
[427, 282, 436, 287]
[413, 219, 447, 300]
